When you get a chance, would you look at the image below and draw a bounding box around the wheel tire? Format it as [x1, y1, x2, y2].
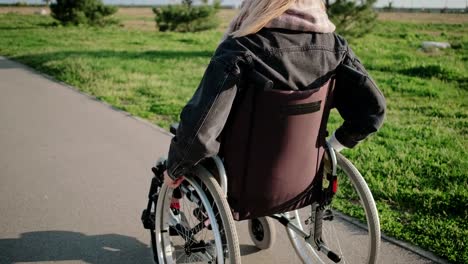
[154, 164, 241, 264]
[248, 217, 276, 250]
[286, 152, 381, 264]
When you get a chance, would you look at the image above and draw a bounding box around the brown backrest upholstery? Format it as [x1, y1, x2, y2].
[220, 76, 335, 220]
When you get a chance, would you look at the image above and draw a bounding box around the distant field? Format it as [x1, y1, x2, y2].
[1, 6, 467, 25]
[0, 6, 238, 30]
[378, 12, 468, 23]
[0, 7, 467, 263]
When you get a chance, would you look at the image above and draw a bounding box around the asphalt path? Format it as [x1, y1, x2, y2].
[0, 57, 436, 264]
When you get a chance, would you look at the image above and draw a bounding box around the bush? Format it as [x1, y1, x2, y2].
[14, 1, 28, 6]
[153, 1, 220, 32]
[50, 0, 117, 26]
[326, 0, 377, 39]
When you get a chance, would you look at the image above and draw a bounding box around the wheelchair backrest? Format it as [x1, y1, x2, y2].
[220, 74, 335, 220]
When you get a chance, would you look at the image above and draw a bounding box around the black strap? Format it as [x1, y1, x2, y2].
[280, 101, 322, 116]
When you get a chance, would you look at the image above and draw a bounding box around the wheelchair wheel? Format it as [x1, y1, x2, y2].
[248, 217, 276, 250]
[286, 152, 381, 264]
[154, 165, 241, 264]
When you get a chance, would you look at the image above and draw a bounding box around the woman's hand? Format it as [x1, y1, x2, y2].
[164, 171, 185, 188]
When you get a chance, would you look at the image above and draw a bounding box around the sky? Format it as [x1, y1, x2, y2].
[0, 0, 466, 8]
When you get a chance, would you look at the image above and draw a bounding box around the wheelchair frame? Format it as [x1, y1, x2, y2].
[142, 139, 380, 263]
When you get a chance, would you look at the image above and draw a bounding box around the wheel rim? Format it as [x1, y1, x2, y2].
[155, 177, 228, 264]
[286, 154, 380, 264]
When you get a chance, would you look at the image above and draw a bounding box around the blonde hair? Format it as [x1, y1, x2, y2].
[231, 0, 326, 38]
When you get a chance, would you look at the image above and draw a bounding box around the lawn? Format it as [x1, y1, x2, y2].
[0, 8, 467, 263]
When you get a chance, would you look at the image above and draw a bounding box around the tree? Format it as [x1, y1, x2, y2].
[50, 0, 118, 26]
[153, 0, 220, 32]
[182, 0, 194, 7]
[327, 0, 378, 38]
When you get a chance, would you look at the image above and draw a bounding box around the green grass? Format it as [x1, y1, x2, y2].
[334, 21, 468, 263]
[0, 12, 467, 263]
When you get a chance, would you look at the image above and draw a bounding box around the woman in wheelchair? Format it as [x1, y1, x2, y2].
[143, 0, 386, 263]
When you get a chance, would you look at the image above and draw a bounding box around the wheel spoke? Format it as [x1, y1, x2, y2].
[154, 170, 238, 263]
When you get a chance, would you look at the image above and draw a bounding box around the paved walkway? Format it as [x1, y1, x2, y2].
[0, 57, 436, 263]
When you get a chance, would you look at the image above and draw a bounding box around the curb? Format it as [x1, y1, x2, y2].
[335, 212, 449, 264]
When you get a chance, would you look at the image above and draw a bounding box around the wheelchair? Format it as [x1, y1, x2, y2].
[142, 123, 381, 264]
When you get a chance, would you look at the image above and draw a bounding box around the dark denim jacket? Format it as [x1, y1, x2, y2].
[166, 28, 386, 179]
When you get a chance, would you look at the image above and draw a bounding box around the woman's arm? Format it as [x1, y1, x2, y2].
[332, 47, 386, 149]
[166, 56, 244, 180]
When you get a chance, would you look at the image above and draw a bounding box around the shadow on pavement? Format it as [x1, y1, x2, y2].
[0, 230, 154, 264]
[0, 59, 23, 69]
[240, 244, 260, 256]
